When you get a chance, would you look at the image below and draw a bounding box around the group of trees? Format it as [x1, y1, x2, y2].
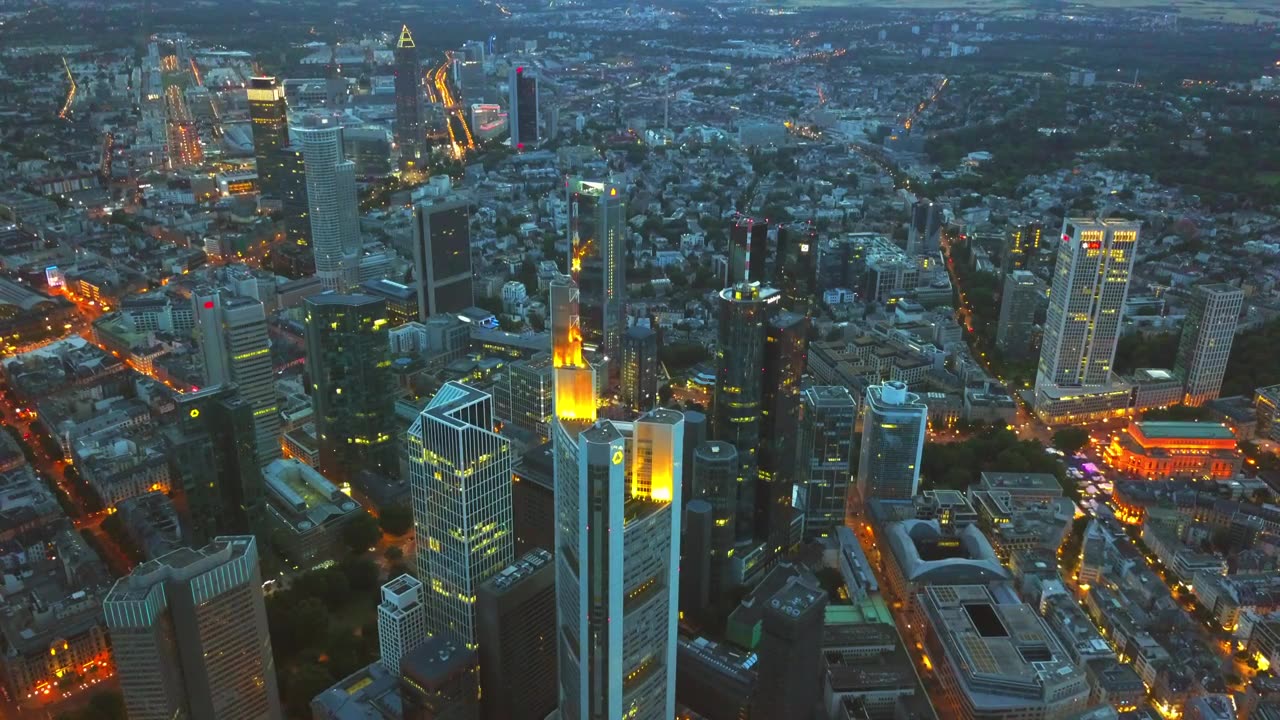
[921, 426, 1069, 496]
[1222, 317, 1280, 397]
[56, 690, 126, 720]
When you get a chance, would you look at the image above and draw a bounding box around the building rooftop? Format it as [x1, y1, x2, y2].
[483, 547, 553, 596]
[400, 633, 475, 689]
[1133, 421, 1235, 441]
[310, 661, 402, 720]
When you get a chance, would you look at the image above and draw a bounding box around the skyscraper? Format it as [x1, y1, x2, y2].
[996, 270, 1046, 361]
[907, 199, 941, 257]
[750, 577, 828, 720]
[681, 499, 714, 621]
[476, 548, 558, 720]
[728, 218, 768, 285]
[298, 124, 360, 292]
[1175, 283, 1243, 407]
[508, 65, 538, 148]
[621, 326, 658, 413]
[856, 381, 927, 503]
[712, 283, 779, 543]
[104, 536, 282, 720]
[1034, 218, 1140, 424]
[758, 310, 808, 543]
[378, 574, 427, 676]
[408, 381, 514, 648]
[493, 353, 555, 442]
[248, 77, 288, 199]
[164, 389, 264, 545]
[689, 441, 739, 605]
[796, 386, 857, 537]
[567, 178, 626, 373]
[550, 275, 683, 720]
[279, 143, 312, 252]
[777, 223, 816, 314]
[412, 197, 474, 319]
[394, 25, 427, 171]
[304, 294, 397, 484]
[193, 289, 281, 466]
[1002, 221, 1043, 276]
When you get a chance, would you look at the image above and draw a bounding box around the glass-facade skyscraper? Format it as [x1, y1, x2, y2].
[567, 177, 626, 375]
[856, 380, 927, 503]
[796, 386, 857, 537]
[413, 197, 475, 319]
[1174, 283, 1243, 407]
[298, 124, 360, 292]
[247, 76, 288, 199]
[508, 65, 538, 148]
[394, 25, 427, 171]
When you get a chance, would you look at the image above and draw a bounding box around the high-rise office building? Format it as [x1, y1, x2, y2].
[549, 275, 683, 720]
[907, 199, 941, 257]
[1003, 221, 1043, 275]
[298, 124, 361, 291]
[104, 536, 282, 720]
[621, 326, 658, 413]
[193, 289, 281, 466]
[248, 77, 288, 199]
[164, 389, 264, 545]
[1034, 218, 1140, 424]
[796, 386, 857, 537]
[476, 548, 557, 720]
[751, 577, 828, 720]
[567, 178, 626, 373]
[856, 381, 927, 503]
[681, 499, 714, 621]
[305, 294, 397, 484]
[508, 65, 538, 148]
[712, 283, 779, 543]
[758, 310, 808, 543]
[412, 197, 474, 319]
[394, 25, 427, 171]
[400, 635, 479, 720]
[493, 353, 555, 442]
[729, 218, 769, 286]
[280, 143, 312, 251]
[690, 441, 739, 604]
[378, 574, 427, 676]
[1175, 283, 1243, 407]
[777, 223, 816, 313]
[996, 270, 1046, 360]
[408, 381, 514, 648]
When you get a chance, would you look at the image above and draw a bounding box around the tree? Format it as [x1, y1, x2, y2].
[378, 504, 413, 536]
[57, 691, 126, 720]
[341, 511, 381, 555]
[384, 546, 404, 562]
[341, 556, 381, 591]
[1052, 427, 1090, 455]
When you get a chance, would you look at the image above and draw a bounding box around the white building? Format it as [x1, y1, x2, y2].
[377, 574, 427, 676]
[298, 124, 360, 291]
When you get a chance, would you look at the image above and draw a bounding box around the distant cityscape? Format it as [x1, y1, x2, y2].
[1, 2, 1280, 720]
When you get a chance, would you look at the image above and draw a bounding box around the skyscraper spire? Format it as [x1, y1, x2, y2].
[397, 24, 415, 49]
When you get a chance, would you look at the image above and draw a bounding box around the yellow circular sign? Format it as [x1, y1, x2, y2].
[189, 408, 200, 419]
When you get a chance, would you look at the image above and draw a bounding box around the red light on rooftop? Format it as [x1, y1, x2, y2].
[516, 66, 524, 74]
[203, 300, 214, 309]
[1062, 233, 1071, 242]
[517, 142, 524, 150]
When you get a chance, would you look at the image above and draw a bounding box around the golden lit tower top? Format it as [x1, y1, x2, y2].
[550, 275, 596, 422]
[397, 25, 416, 49]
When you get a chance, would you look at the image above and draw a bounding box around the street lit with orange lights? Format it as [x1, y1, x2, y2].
[432, 51, 476, 159]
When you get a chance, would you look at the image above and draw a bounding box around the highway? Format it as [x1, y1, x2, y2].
[432, 51, 476, 159]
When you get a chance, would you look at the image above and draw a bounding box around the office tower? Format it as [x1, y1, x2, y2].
[394, 25, 427, 171]
[1003, 221, 1043, 275]
[728, 217, 768, 285]
[712, 283, 779, 543]
[304, 294, 397, 484]
[508, 65, 538, 148]
[408, 381, 514, 648]
[681, 499, 714, 621]
[494, 353, 555, 442]
[796, 386, 857, 538]
[907, 199, 940, 257]
[777, 223, 816, 313]
[567, 178, 626, 372]
[1175, 283, 1243, 407]
[378, 574, 427, 676]
[476, 549, 557, 720]
[165, 389, 264, 545]
[1034, 218, 1139, 423]
[680, 410, 708, 510]
[279, 143, 311, 249]
[104, 536, 282, 720]
[996, 270, 1045, 360]
[621, 326, 658, 413]
[856, 381, 927, 503]
[400, 635, 479, 720]
[298, 124, 360, 292]
[690, 441, 739, 602]
[193, 289, 281, 465]
[758, 310, 808, 543]
[550, 275, 683, 720]
[248, 77, 288, 199]
[750, 577, 828, 720]
[412, 197, 474, 319]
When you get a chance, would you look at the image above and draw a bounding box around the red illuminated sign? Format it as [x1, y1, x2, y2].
[1085, 241, 1101, 250]
[204, 300, 215, 309]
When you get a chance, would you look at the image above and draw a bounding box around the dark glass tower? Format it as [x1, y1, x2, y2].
[412, 197, 475, 319]
[690, 441, 739, 608]
[728, 218, 768, 286]
[394, 25, 426, 171]
[475, 549, 557, 720]
[567, 178, 626, 375]
[751, 577, 828, 720]
[247, 77, 288, 199]
[621, 326, 658, 413]
[508, 65, 538, 148]
[279, 144, 311, 251]
[776, 223, 816, 314]
[758, 310, 808, 544]
[304, 294, 397, 484]
[712, 283, 778, 544]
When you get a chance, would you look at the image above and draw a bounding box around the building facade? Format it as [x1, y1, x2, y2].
[413, 197, 474, 319]
[298, 124, 360, 291]
[394, 25, 427, 171]
[1175, 283, 1243, 407]
[476, 548, 558, 720]
[996, 270, 1045, 361]
[621, 326, 658, 414]
[508, 65, 538, 148]
[567, 178, 626, 375]
[247, 76, 288, 199]
[796, 386, 857, 537]
[856, 381, 927, 503]
[378, 574, 427, 676]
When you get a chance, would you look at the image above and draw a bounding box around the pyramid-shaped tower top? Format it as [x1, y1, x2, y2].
[398, 25, 415, 49]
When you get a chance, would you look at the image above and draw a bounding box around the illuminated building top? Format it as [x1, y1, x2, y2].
[397, 25, 415, 49]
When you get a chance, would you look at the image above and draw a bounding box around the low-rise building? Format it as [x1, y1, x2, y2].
[262, 458, 364, 569]
[1104, 421, 1241, 480]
